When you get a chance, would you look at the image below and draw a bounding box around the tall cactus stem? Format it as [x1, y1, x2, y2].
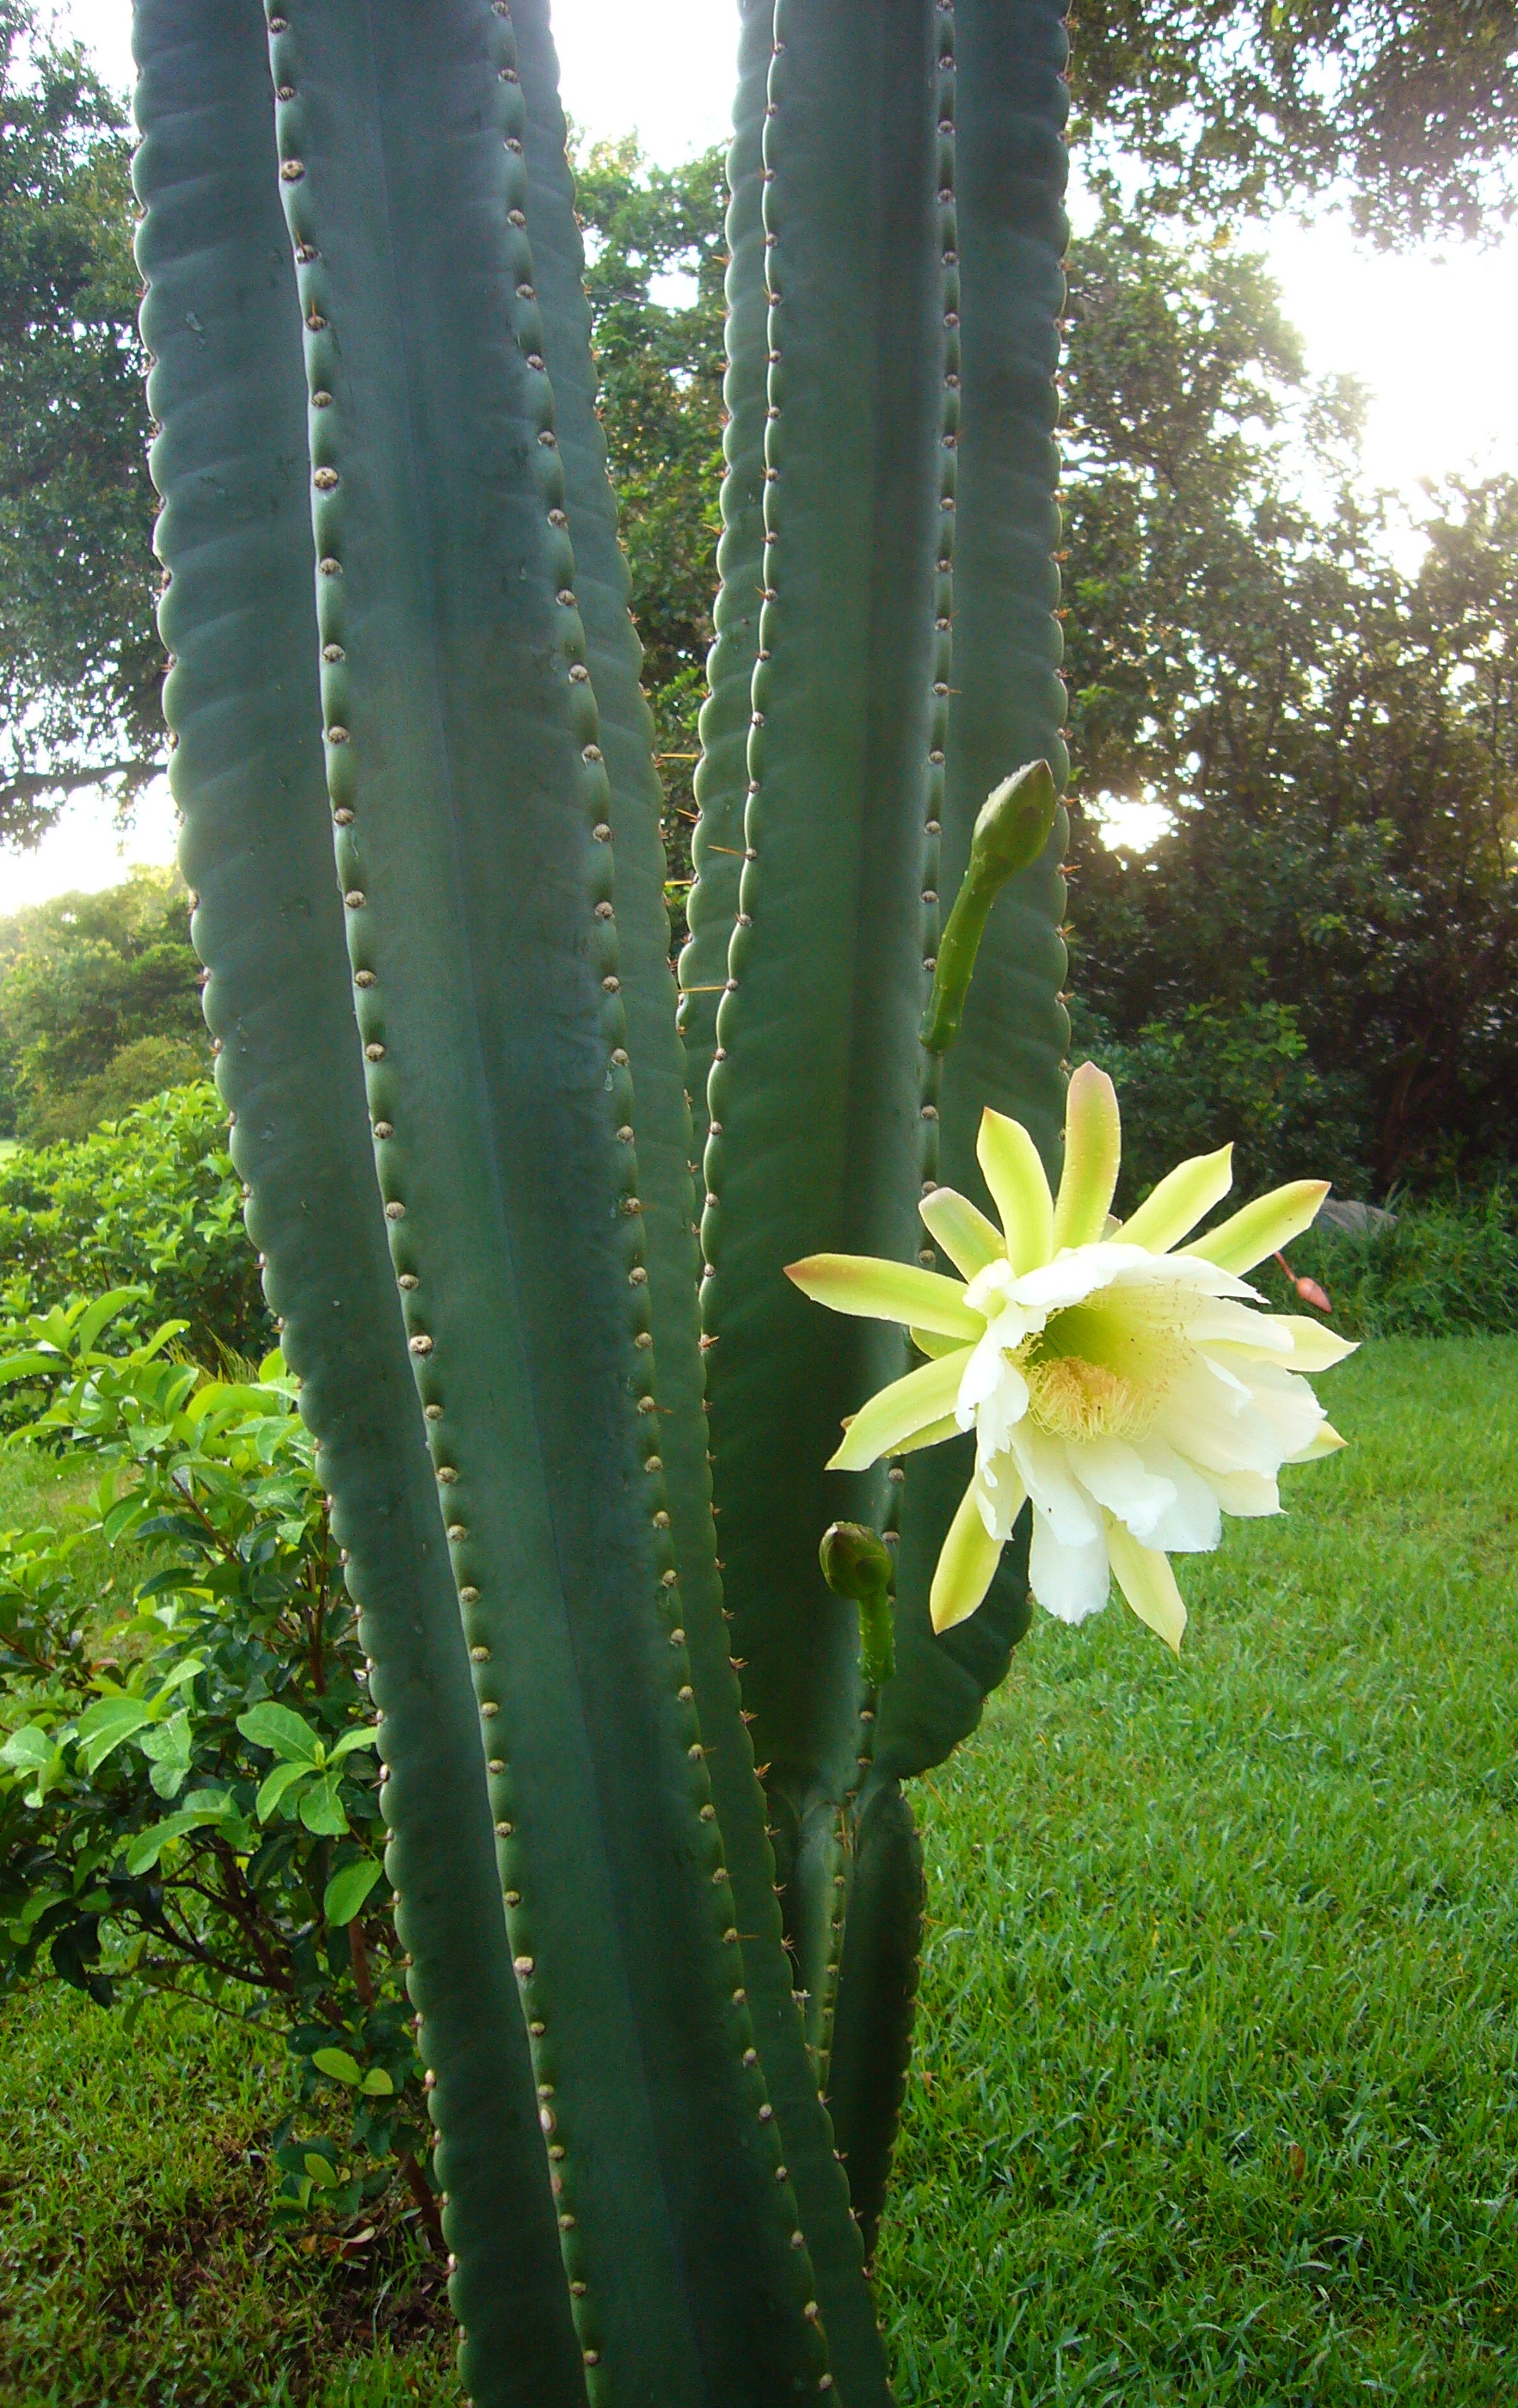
[913, 0, 959, 1225]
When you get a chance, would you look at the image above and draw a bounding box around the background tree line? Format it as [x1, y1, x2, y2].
[1, 0, 1515, 1192]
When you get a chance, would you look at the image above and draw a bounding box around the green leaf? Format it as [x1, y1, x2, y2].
[298, 1771, 348, 1837]
[323, 1857, 383, 1925]
[124, 1795, 233, 1874]
[141, 1711, 194, 1801]
[304, 2150, 341, 2187]
[360, 2066, 395, 2097]
[255, 1759, 310, 1822]
[1, 1724, 59, 1772]
[77, 1694, 153, 1774]
[236, 1701, 321, 1763]
[311, 2046, 364, 2086]
[326, 1724, 379, 1763]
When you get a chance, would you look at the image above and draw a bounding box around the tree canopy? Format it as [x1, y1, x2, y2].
[0, 0, 159, 845]
[1071, 2, 1518, 243]
[0, 863, 206, 1142]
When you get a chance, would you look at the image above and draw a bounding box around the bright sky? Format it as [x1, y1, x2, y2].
[6, 0, 1516, 906]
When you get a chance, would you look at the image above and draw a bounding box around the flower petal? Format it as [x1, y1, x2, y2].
[975, 1445, 1030, 1540]
[1051, 1062, 1122, 1251]
[1275, 1316, 1358, 1373]
[1010, 1422, 1104, 1548]
[1130, 1439, 1226, 1551]
[1287, 1419, 1346, 1463]
[1029, 1506, 1110, 1623]
[1106, 1519, 1187, 1654]
[919, 1184, 1005, 1279]
[1186, 1180, 1330, 1275]
[827, 1349, 972, 1471]
[931, 1477, 1012, 1631]
[976, 1110, 1054, 1273]
[892, 1410, 962, 1457]
[1066, 1434, 1179, 1545]
[786, 1252, 981, 1338]
[1195, 1463, 1281, 1515]
[1115, 1145, 1233, 1254]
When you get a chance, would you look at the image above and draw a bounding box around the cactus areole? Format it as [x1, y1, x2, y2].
[138, 0, 1076, 2399]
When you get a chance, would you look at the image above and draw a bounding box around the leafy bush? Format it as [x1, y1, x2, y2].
[1261, 1182, 1518, 1338]
[0, 1296, 437, 2241]
[0, 1082, 267, 1364]
[1076, 997, 1373, 1208]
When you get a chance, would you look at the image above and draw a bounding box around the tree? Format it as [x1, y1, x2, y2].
[572, 134, 728, 893]
[0, 0, 161, 846]
[1057, 204, 1518, 1189]
[1070, 1, 1518, 242]
[0, 863, 206, 1141]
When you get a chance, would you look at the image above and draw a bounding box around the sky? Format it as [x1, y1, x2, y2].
[6, 0, 1518, 906]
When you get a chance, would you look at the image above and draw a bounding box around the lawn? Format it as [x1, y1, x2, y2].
[2, 1337, 1515, 2404]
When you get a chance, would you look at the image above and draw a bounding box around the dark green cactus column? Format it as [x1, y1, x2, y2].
[506, 8, 892, 2396]
[687, 0, 946, 1955]
[137, 0, 890, 2399]
[684, 0, 1072, 2249]
[679, 0, 776, 1152]
[134, 5, 581, 2397]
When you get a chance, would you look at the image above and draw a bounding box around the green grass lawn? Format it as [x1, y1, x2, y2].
[3, 1337, 1515, 2404]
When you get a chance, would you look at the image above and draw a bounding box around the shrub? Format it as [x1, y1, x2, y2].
[0, 1082, 267, 1363]
[0, 1295, 437, 2240]
[1263, 1182, 1518, 1338]
[1075, 997, 1373, 1207]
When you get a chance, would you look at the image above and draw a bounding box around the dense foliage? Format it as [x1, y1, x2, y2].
[1070, 1, 1518, 241]
[0, 1083, 266, 1363]
[1060, 203, 1518, 1190]
[0, 863, 206, 1140]
[0, 1296, 436, 2239]
[573, 135, 728, 891]
[0, 0, 160, 843]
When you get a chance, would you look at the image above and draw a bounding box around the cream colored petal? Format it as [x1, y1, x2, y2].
[827, 1349, 972, 1472]
[1275, 1316, 1358, 1373]
[785, 1252, 981, 1338]
[1028, 1506, 1110, 1624]
[1009, 1422, 1105, 1548]
[1066, 1434, 1179, 1545]
[931, 1476, 1012, 1631]
[919, 1184, 1006, 1279]
[1185, 1180, 1330, 1275]
[976, 1109, 1054, 1273]
[1105, 1518, 1188, 1654]
[1051, 1061, 1122, 1252]
[1115, 1144, 1233, 1254]
[1287, 1420, 1346, 1462]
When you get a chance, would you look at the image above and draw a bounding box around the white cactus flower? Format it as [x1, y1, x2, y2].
[786, 1063, 1355, 1653]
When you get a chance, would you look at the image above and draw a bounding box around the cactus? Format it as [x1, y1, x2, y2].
[136, 0, 1069, 2396]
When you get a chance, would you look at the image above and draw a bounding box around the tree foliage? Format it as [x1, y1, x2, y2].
[0, 0, 160, 844]
[0, 864, 206, 1141]
[1059, 202, 1518, 1189]
[1070, 1, 1518, 242]
[572, 134, 728, 891]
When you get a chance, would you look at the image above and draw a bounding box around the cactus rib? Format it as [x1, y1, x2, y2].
[678, 0, 777, 1149]
[132, 3, 582, 2398]
[504, 9, 892, 2399]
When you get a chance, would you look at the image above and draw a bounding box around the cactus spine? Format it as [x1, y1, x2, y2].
[137, 0, 1070, 2394]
